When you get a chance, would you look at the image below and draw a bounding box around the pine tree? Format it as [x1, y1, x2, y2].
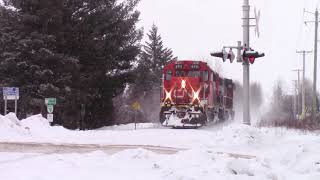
[61, 0, 143, 128]
[0, 4, 79, 128]
[117, 24, 176, 123]
[0, 0, 143, 129]
[141, 24, 175, 85]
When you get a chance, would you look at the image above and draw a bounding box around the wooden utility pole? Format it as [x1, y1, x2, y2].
[305, 9, 319, 121]
[296, 50, 312, 117]
[292, 69, 302, 115]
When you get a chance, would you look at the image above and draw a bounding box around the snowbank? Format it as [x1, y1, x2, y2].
[20, 114, 51, 130]
[0, 113, 65, 140]
[0, 113, 28, 138]
[1, 147, 319, 180]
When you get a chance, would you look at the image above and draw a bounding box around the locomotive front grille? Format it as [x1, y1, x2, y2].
[177, 112, 186, 118]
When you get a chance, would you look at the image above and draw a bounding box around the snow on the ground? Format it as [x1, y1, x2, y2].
[0, 113, 320, 180]
[0, 148, 319, 180]
[100, 122, 161, 131]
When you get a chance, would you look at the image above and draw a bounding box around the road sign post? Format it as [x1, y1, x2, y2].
[3, 87, 19, 115]
[131, 101, 141, 130]
[47, 105, 54, 113]
[4, 96, 7, 115]
[47, 114, 53, 123]
[45, 98, 56, 106]
[45, 98, 56, 123]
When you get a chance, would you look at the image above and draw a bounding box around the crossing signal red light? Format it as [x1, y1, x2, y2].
[242, 49, 265, 64]
[210, 49, 235, 63]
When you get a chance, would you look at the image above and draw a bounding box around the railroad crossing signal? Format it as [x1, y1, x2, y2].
[210, 49, 235, 63]
[211, 41, 242, 63]
[211, 43, 265, 65]
[243, 49, 265, 64]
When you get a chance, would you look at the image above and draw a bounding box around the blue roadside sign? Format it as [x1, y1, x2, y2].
[3, 87, 19, 96]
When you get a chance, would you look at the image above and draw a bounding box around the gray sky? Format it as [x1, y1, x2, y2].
[137, 0, 320, 99]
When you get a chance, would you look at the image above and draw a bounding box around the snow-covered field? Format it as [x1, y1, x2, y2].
[0, 113, 320, 180]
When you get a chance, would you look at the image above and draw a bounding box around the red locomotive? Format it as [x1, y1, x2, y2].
[160, 60, 235, 128]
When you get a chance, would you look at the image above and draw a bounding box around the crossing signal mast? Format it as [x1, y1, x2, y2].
[210, 0, 265, 125]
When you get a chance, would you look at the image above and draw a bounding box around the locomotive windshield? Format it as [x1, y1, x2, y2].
[175, 70, 186, 77]
[188, 71, 200, 77]
[166, 70, 172, 80]
[175, 70, 200, 78]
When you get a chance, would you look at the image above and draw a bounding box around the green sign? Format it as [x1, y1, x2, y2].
[45, 98, 56, 105]
[47, 105, 54, 113]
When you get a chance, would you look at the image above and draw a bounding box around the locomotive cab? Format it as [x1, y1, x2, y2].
[160, 60, 235, 128]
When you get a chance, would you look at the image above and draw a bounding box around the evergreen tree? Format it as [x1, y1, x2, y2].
[0, 4, 79, 129]
[117, 24, 176, 123]
[0, 0, 142, 129]
[62, 0, 142, 128]
[143, 25, 175, 79]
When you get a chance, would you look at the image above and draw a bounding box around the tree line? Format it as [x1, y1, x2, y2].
[0, 0, 175, 129]
[259, 79, 320, 130]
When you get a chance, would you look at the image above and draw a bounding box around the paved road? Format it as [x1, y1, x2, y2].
[0, 142, 255, 159]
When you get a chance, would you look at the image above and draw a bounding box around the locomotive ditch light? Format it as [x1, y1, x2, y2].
[192, 88, 201, 104]
[165, 89, 173, 103]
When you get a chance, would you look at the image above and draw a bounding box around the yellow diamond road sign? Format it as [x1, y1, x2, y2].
[131, 101, 141, 110]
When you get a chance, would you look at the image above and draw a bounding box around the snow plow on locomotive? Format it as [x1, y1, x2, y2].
[160, 60, 235, 128]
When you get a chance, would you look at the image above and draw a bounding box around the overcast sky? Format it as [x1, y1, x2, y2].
[137, 0, 320, 99]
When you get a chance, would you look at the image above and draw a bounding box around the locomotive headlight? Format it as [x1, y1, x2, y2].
[181, 80, 186, 89]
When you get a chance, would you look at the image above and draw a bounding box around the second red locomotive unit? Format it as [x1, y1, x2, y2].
[160, 60, 235, 128]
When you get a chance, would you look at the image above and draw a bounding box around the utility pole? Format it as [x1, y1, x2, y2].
[313, 9, 319, 121]
[305, 9, 319, 121]
[243, 0, 251, 125]
[293, 80, 298, 120]
[292, 69, 302, 114]
[312, 9, 319, 121]
[292, 69, 302, 115]
[296, 50, 312, 117]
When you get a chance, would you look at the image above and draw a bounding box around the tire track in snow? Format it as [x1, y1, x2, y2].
[0, 142, 185, 155]
[0, 142, 256, 159]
